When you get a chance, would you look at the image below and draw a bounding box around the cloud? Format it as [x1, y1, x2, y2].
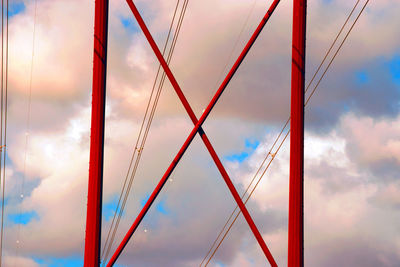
[9, 0, 93, 101]
[2, 0, 400, 266]
[2, 255, 40, 267]
[341, 113, 400, 165]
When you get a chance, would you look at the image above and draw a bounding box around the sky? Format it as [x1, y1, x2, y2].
[1, 0, 400, 266]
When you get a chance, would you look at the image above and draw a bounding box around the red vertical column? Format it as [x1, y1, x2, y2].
[84, 0, 109, 266]
[288, 0, 306, 266]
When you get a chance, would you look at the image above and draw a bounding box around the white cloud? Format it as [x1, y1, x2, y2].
[2, 0, 400, 266]
[225, 112, 400, 266]
[341, 113, 400, 165]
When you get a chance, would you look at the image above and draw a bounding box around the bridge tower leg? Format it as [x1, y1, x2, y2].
[288, 0, 307, 266]
[84, 0, 109, 266]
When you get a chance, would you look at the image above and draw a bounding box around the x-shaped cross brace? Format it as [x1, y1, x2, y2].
[107, 1, 281, 266]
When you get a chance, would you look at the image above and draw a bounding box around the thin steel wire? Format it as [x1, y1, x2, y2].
[0, 0, 4, 263]
[101, 1, 190, 264]
[205, 131, 289, 266]
[211, 0, 258, 92]
[15, 0, 38, 264]
[0, 1, 7, 264]
[101, 1, 181, 259]
[203, 0, 369, 264]
[305, 0, 369, 106]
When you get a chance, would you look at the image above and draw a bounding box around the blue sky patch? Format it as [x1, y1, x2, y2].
[103, 194, 119, 222]
[34, 256, 82, 267]
[388, 55, 400, 84]
[155, 199, 169, 215]
[140, 194, 150, 208]
[140, 194, 170, 216]
[9, 2, 26, 17]
[120, 16, 138, 33]
[355, 70, 369, 85]
[9, 211, 38, 225]
[34, 256, 125, 267]
[225, 138, 260, 163]
[245, 139, 260, 149]
[225, 151, 250, 163]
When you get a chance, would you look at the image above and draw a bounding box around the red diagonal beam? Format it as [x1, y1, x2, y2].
[127, 0, 279, 264]
[107, 0, 280, 266]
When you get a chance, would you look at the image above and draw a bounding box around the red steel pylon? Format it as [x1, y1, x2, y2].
[83, 0, 307, 265]
[288, 0, 307, 266]
[84, 0, 109, 266]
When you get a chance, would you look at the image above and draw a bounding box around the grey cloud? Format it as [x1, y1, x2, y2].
[306, 238, 400, 267]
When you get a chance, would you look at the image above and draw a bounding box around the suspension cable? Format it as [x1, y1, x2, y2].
[202, 0, 369, 265]
[100, 1, 182, 258]
[0, 0, 4, 199]
[211, 0, 258, 91]
[103, 1, 190, 261]
[14, 0, 38, 264]
[0, 0, 4, 262]
[101, 1, 190, 264]
[0, 0, 8, 264]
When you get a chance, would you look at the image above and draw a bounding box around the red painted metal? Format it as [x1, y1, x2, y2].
[288, 0, 306, 266]
[84, 0, 109, 266]
[106, 1, 281, 266]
